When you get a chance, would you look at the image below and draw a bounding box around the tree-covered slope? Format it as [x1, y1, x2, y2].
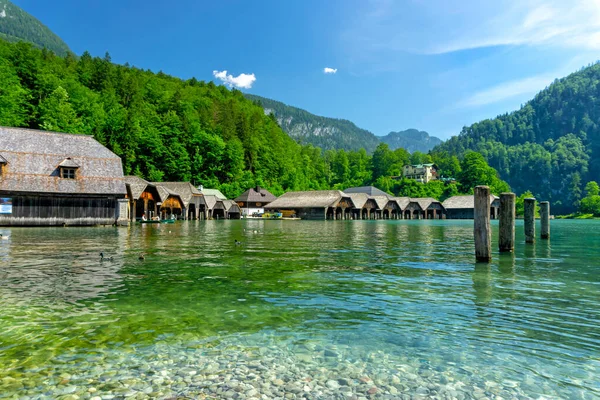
[434, 62, 600, 213]
[379, 129, 442, 153]
[245, 94, 381, 153]
[0, 0, 71, 56]
[0, 40, 341, 198]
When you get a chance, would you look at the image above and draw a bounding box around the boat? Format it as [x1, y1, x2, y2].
[138, 219, 175, 224]
[262, 212, 282, 219]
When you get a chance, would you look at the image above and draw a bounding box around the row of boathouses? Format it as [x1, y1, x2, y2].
[0, 126, 500, 226]
[263, 187, 499, 220]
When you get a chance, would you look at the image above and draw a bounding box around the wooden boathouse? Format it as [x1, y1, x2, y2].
[265, 190, 355, 220]
[154, 184, 185, 219]
[234, 186, 277, 217]
[413, 198, 446, 219]
[346, 193, 378, 220]
[124, 176, 161, 221]
[154, 182, 206, 220]
[443, 195, 500, 219]
[0, 127, 126, 226]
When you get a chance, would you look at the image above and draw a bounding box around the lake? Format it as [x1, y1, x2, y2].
[0, 220, 599, 399]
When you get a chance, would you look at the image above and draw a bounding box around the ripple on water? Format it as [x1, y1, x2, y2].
[0, 220, 599, 399]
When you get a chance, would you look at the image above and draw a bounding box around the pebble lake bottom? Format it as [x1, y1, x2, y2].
[0, 220, 598, 399]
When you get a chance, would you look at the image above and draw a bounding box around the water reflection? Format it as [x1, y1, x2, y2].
[0, 220, 598, 399]
[472, 264, 493, 307]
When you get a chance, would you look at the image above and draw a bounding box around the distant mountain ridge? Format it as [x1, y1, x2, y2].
[245, 94, 381, 153]
[246, 94, 442, 154]
[379, 129, 443, 153]
[0, 0, 71, 56]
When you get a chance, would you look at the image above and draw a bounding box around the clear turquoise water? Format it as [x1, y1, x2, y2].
[0, 220, 598, 399]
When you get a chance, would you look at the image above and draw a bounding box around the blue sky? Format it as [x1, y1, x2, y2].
[14, 0, 600, 139]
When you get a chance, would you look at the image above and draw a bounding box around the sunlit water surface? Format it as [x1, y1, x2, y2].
[0, 220, 598, 399]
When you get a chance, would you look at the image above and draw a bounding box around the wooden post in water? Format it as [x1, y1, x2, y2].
[499, 193, 516, 252]
[540, 201, 550, 239]
[474, 186, 491, 262]
[524, 198, 536, 244]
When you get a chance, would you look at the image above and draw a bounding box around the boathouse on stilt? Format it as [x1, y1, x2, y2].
[265, 190, 355, 220]
[412, 198, 446, 219]
[442, 195, 500, 219]
[346, 193, 378, 220]
[153, 182, 206, 220]
[124, 176, 161, 221]
[0, 127, 126, 226]
[222, 200, 242, 219]
[154, 185, 185, 220]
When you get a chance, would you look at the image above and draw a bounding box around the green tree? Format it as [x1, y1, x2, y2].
[39, 86, 83, 133]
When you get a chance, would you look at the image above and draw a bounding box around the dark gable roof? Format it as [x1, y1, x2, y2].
[266, 190, 353, 209]
[0, 127, 125, 195]
[442, 195, 499, 210]
[58, 157, 80, 168]
[154, 182, 204, 207]
[234, 186, 277, 203]
[124, 176, 154, 199]
[344, 186, 389, 196]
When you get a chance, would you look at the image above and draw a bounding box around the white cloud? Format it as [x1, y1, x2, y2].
[323, 67, 338, 74]
[212, 70, 256, 89]
[456, 75, 555, 108]
[345, 0, 600, 56]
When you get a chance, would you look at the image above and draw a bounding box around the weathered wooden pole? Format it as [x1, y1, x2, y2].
[524, 198, 536, 244]
[474, 186, 492, 262]
[499, 193, 516, 252]
[540, 201, 550, 239]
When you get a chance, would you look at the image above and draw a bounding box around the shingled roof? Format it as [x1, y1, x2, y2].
[266, 190, 353, 209]
[124, 176, 153, 199]
[222, 199, 241, 213]
[0, 127, 125, 195]
[198, 187, 227, 200]
[234, 186, 277, 204]
[370, 195, 392, 209]
[155, 182, 204, 207]
[344, 186, 389, 196]
[346, 193, 370, 209]
[412, 197, 441, 210]
[203, 195, 218, 210]
[392, 197, 411, 209]
[442, 195, 498, 209]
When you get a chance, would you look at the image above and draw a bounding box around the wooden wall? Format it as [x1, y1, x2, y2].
[0, 193, 118, 226]
[297, 207, 326, 220]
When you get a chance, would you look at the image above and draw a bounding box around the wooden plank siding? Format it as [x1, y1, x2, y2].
[0, 193, 118, 226]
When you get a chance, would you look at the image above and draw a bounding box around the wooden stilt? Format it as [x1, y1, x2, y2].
[540, 201, 550, 239]
[524, 198, 536, 244]
[474, 186, 492, 262]
[499, 193, 516, 252]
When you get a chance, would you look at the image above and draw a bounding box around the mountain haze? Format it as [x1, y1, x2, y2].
[245, 94, 381, 153]
[379, 129, 442, 153]
[0, 0, 71, 56]
[435, 62, 600, 213]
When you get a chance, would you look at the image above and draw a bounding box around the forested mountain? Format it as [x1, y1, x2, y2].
[0, 0, 71, 56]
[379, 129, 442, 153]
[0, 38, 511, 201]
[245, 94, 381, 153]
[434, 62, 600, 213]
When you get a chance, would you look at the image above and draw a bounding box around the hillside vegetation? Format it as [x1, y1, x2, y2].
[0, 0, 71, 56]
[245, 94, 381, 153]
[435, 63, 600, 213]
[0, 38, 510, 200]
